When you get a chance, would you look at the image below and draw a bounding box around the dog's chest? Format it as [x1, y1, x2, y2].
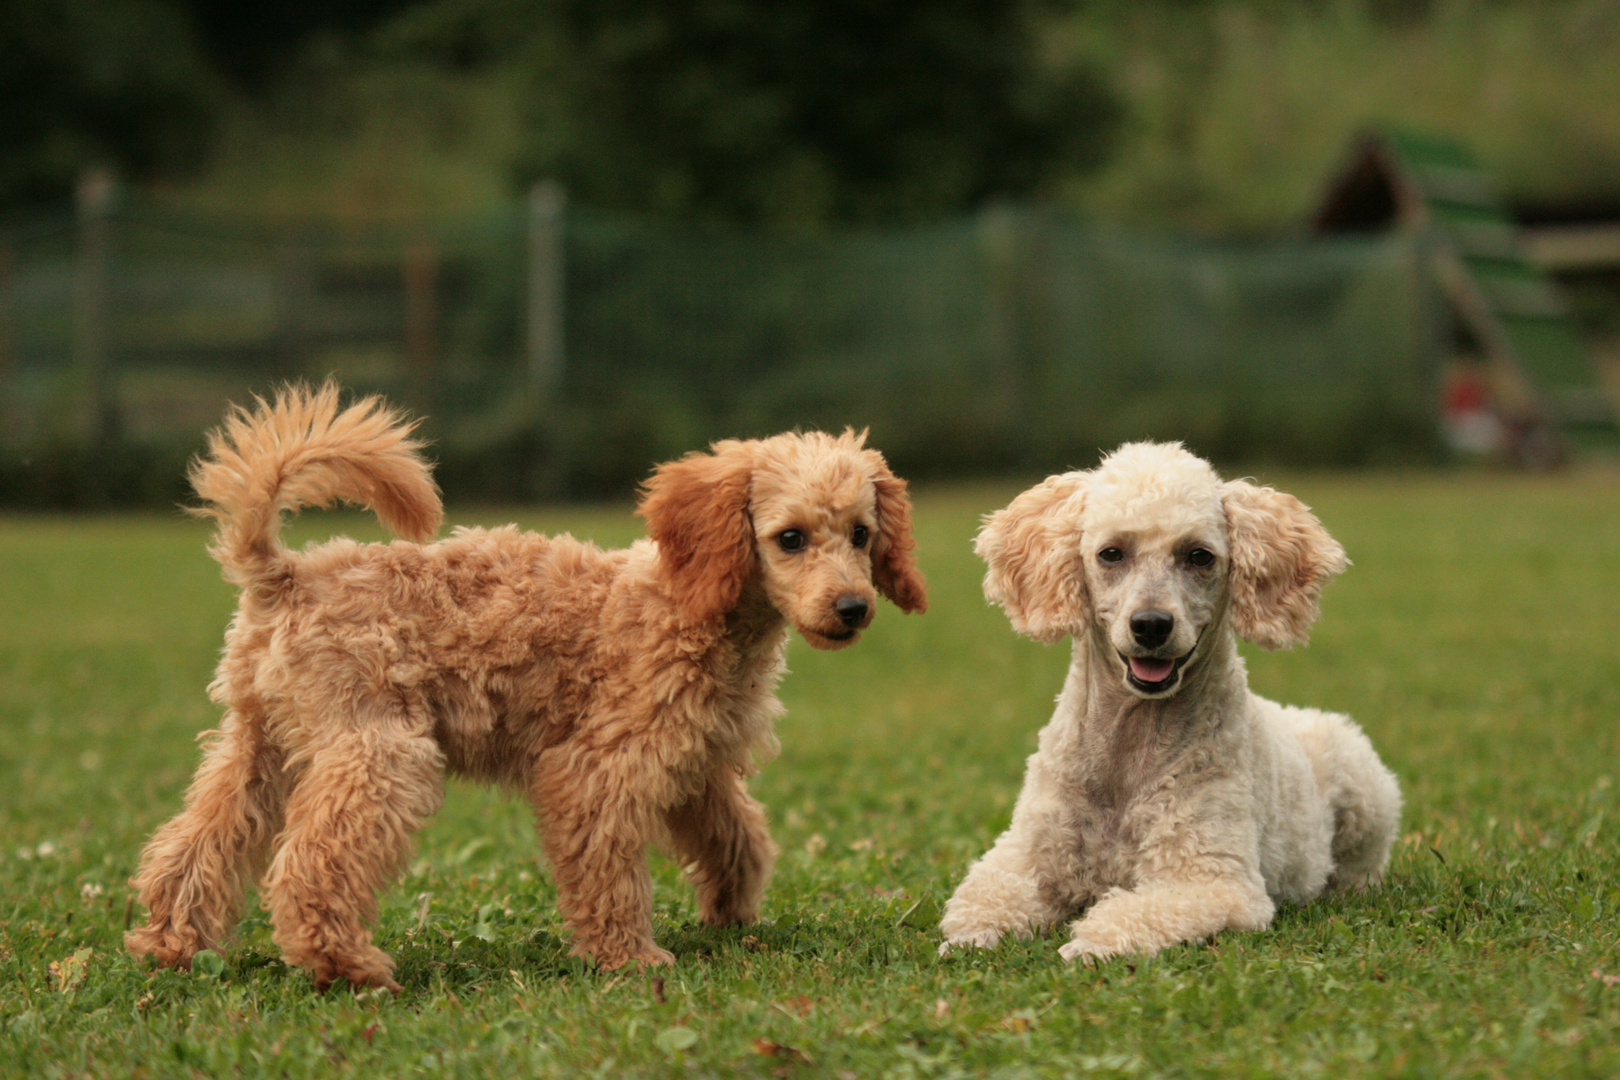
[1051, 707, 1200, 898]
[1058, 778, 1158, 897]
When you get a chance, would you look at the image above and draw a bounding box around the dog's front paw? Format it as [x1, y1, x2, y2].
[632, 948, 677, 971]
[125, 925, 201, 971]
[601, 945, 676, 971]
[938, 929, 1003, 957]
[698, 896, 762, 928]
[1058, 936, 1116, 966]
[573, 933, 677, 971]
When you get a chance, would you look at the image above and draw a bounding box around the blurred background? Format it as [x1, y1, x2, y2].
[2, 0, 1618, 506]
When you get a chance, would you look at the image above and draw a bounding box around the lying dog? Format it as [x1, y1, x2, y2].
[940, 442, 1399, 963]
[126, 384, 926, 989]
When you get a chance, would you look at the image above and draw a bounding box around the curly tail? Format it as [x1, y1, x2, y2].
[189, 383, 442, 595]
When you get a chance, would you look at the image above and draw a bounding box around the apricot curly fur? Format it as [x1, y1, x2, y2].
[126, 385, 925, 990]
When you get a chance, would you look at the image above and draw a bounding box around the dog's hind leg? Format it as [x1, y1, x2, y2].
[263, 721, 444, 993]
[664, 769, 777, 928]
[1324, 733, 1402, 891]
[126, 711, 286, 970]
[1289, 710, 1402, 890]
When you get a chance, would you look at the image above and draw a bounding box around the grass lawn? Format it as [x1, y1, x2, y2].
[1, 468, 1617, 1078]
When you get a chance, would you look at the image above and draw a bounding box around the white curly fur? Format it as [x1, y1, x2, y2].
[940, 442, 1400, 963]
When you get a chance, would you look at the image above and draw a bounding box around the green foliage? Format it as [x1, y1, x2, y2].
[164, 51, 525, 222]
[1053, 0, 1620, 231]
[178, 0, 424, 89]
[0, 0, 220, 208]
[61, 0, 1620, 236]
[393, 0, 1121, 228]
[1, 473, 1619, 1075]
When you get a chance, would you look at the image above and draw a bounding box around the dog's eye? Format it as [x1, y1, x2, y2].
[1098, 547, 1125, 565]
[1187, 548, 1215, 568]
[777, 529, 807, 553]
[851, 525, 869, 548]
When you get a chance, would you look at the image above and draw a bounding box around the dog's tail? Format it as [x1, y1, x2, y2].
[189, 383, 442, 595]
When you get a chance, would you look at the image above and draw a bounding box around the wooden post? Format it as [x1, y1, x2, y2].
[70, 167, 116, 446]
[525, 181, 567, 497]
[979, 202, 1024, 463]
[0, 241, 13, 435]
[404, 236, 439, 408]
[275, 240, 313, 377]
[527, 181, 566, 403]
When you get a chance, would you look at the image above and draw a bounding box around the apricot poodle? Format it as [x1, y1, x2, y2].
[940, 442, 1399, 963]
[126, 384, 926, 990]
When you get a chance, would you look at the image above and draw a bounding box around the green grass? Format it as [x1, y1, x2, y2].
[2, 470, 1619, 1078]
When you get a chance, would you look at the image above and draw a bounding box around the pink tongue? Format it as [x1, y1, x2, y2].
[1130, 657, 1175, 683]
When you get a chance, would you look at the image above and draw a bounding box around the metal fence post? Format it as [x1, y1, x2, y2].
[1413, 225, 1448, 456]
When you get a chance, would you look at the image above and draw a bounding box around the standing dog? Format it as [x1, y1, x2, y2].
[940, 442, 1398, 963]
[127, 384, 926, 989]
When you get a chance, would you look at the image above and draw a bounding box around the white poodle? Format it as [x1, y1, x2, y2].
[939, 442, 1400, 963]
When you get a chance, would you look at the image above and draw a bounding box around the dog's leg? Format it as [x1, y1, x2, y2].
[1286, 709, 1402, 891]
[263, 725, 444, 993]
[938, 841, 1070, 954]
[939, 791, 1075, 954]
[664, 769, 777, 927]
[1058, 873, 1274, 964]
[126, 712, 285, 970]
[531, 753, 675, 971]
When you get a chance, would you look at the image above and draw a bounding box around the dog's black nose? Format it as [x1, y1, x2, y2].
[834, 595, 870, 628]
[1130, 609, 1174, 649]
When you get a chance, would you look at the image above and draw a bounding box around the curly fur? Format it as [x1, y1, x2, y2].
[940, 442, 1399, 963]
[126, 384, 926, 990]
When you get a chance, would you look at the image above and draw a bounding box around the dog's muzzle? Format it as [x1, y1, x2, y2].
[1119, 624, 1204, 697]
[1129, 609, 1174, 650]
[834, 595, 870, 629]
[1121, 652, 1188, 695]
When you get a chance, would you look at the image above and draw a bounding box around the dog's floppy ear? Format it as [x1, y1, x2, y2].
[975, 471, 1089, 643]
[862, 449, 928, 613]
[1222, 480, 1348, 650]
[638, 441, 756, 624]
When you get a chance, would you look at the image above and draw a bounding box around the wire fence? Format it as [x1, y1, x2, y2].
[0, 189, 1438, 506]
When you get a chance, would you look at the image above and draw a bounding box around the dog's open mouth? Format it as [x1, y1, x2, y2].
[1121, 652, 1189, 694]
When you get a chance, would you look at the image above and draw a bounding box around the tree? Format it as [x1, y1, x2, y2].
[178, 0, 423, 88]
[395, 0, 1121, 227]
[0, 0, 221, 208]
